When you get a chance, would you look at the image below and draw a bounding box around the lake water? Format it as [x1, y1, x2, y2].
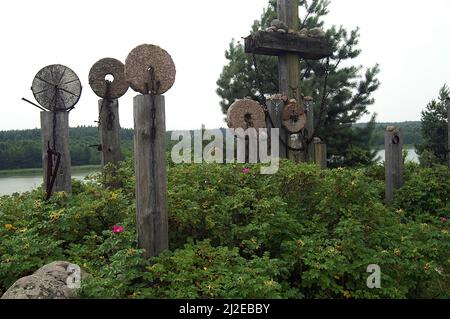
[375, 147, 419, 164]
[0, 149, 419, 196]
[0, 167, 100, 196]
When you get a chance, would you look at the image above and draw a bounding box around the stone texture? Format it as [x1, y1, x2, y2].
[226, 99, 266, 131]
[125, 44, 176, 95]
[281, 100, 307, 133]
[307, 27, 326, 38]
[270, 19, 288, 31]
[1, 261, 87, 299]
[32, 64, 81, 111]
[89, 57, 129, 99]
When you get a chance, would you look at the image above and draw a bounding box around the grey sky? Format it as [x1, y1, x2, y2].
[0, 0, 448, 131]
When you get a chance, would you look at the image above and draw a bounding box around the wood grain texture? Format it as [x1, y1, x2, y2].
[244, 31, 332, 60]
[385, 127, 404, 203]
[447, 98, 450, 168]
[98, 99, 123, 166]
[40, 111, 72, 194]
[134, 94, 169, 258]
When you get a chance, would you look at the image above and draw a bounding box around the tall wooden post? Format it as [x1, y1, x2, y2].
[134, 94, 169, 258]
[98, 99, 123, 166]
[447, 98, 450, 168]
[385, 126, 403, 203]
[277, 0, 304, 160]
[40, 111, 72, 194]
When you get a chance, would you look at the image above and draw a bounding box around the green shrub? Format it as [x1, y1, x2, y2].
[0, 160, 448, 298]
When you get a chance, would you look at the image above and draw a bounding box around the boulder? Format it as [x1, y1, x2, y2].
[1, 261, 87, 299]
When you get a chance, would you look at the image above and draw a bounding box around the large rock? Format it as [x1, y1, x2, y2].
[1, 261, 87, 299]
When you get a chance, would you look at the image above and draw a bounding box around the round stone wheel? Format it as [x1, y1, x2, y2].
[227, 99, 266, 131]
[124, 44, 176, 95]
[88, 58, 129, 99]
[282, 102, 306, 133]
[31, 64, 82, 111]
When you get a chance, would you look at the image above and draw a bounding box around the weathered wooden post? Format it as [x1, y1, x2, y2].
[244, 0, 332, 162]
[27, 64, 82, 199]
[125, 44, 175, 258]
[385, 126, 404, 203]
[40, 111, 72, 195]
[89, 58, 129, 166]
[447, 97, 450, 168]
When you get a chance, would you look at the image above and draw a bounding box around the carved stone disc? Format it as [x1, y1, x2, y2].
[227, 99, 266, 131]
[88, 58, 129, 99]
[124, 44, 176, 95]
[31, 64, 82, 111]
[282, 101, 306, 133]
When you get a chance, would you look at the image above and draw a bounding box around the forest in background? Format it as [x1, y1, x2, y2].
[0, 122, 421, 170]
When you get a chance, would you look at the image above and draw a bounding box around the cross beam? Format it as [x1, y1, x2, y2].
[244, 0, 332, 160]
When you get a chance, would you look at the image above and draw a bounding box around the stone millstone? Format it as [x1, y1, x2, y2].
[89, 58, 129, 99]
[227, 99, 266, 132]
[125, 44, 176, 95]
[31, 64, 82, 111]
[282, 101, 306, 133]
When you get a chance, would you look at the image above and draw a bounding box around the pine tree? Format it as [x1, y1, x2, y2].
[216, 0, 380, 166]
[415, 85, 449, 166]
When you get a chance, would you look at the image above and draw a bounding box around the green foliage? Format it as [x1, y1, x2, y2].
[416, 85, 449, 166]
[216, 0, 380, 166]
[0, 160, 448, 299]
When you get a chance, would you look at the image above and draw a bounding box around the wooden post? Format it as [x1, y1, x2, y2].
[134, 94, 169, 258]
[313, 137, 327, 168]
[277, 0, 304, 160]
[98, 99, 123, 166]
[266, 99, 287, 158]
[305, 98, 315, 162]
[447, 98, 450, 168]
[40, 111, 72, 194]
[385, 126, 403, 203]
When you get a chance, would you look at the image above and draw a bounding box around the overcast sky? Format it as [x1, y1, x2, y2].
[0, 0, 449, 131]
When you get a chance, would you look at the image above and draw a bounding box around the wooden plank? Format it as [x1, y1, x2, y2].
[447, 98, 450, 168]
[245, 31, 332, 60]
[385, 127, 404, 203]
[40, 111, 72, 195]
[134, 94, 169, 258]
[98, 99, 123, 166]
[266, 99, 287, 158]
[313, 139, 327, 169]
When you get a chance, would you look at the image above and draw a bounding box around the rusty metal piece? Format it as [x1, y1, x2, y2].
[282, 101, 306, 133]
[124, 44, 176, 95]
[227, 99, 266, 131]
[89, 58, 129, 99]
[31, 64, 82, 111]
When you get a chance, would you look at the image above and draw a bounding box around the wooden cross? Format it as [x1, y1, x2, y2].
[245, 0, 332, 160]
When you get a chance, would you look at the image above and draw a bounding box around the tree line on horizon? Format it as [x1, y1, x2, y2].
[0, 121, 425, 171]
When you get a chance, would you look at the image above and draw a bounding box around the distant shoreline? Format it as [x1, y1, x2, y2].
[0, 165, 101, 176]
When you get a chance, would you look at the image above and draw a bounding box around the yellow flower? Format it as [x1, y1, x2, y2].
[297, 239, 305, 247]
[50, 212, 61, 221]
[4, 224, 16, 231]
[265, 279, 276, 287]
[110, 192, 119, 201]
[33, 200, 43, 209]
[343, 290, 351, 299]
[126, 248, 135, 256]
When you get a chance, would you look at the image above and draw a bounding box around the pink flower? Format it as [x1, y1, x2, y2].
[242, 168, 250, 174]
[440, 217, 448, 223]
[112, 225, 124, 233]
